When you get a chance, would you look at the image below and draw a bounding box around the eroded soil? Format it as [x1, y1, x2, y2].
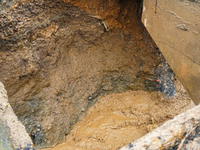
[0, 0, 189, 148]
[41, 79, 194, 150]
[0, 0, 166, 148]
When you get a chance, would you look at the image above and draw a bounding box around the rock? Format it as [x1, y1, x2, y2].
[154, 61, 176, 98]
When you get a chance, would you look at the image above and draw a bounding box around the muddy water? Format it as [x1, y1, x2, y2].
[41, 81, 194, 150]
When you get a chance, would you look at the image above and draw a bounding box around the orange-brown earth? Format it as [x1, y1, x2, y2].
[0, 0, 189, 148]
[41, 80, 194, 150]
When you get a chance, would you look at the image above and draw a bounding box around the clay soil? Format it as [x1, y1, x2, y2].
[41, 79, 194, 150]
[0, 0, 195, 148]
[0, 0, 164, 147]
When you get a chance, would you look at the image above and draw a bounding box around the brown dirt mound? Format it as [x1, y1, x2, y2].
[41, 80, 194, 150]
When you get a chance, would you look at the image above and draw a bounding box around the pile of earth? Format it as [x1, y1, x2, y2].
[41, 79, 194, 150]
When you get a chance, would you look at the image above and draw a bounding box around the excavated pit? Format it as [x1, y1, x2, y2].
[0, 0, 195, 149]
[40, 83, 194, 150]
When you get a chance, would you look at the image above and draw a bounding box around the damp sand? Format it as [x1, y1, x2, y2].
[41, 81, 194, 150]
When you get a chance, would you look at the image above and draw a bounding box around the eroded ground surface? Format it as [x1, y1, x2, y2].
[0, 0, 186, 148]
[0, 0, 167, 148]
[41, 80, 194, 150]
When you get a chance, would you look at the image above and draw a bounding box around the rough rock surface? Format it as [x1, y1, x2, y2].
[0, 0, 176, 148]
[0, 82, 34, 150]
[154, 61, 176, 97]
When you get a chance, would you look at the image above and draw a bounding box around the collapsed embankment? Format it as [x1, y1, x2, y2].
[0, 0, 178, 148]
[41, 80, 194, 150]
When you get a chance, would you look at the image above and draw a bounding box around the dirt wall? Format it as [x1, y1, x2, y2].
[0, 0, 176, 148]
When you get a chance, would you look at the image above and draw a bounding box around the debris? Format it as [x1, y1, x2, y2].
[177, 24, 189, 31]
[102, 20, 110, 32]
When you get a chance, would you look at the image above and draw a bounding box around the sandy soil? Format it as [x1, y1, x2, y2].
[1, 0, 195, 148]
[41, 79, 194, 150]
[0, 0, 162, 147]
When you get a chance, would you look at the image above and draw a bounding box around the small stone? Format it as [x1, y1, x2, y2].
[129, 143, 133, 148]
[88, 96, 93, 100]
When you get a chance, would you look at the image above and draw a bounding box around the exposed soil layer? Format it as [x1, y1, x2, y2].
[41, 79, 194, 150]
[0, 0, 177, 148]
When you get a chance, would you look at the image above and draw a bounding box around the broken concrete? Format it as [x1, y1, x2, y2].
[0, 82, 34, 150]
[142, 0, 200, 104]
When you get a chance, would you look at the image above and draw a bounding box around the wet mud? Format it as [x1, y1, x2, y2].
[0, 0, 168, 147]
[41, 80, 194, 150]
[0, 0, 195, 148]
